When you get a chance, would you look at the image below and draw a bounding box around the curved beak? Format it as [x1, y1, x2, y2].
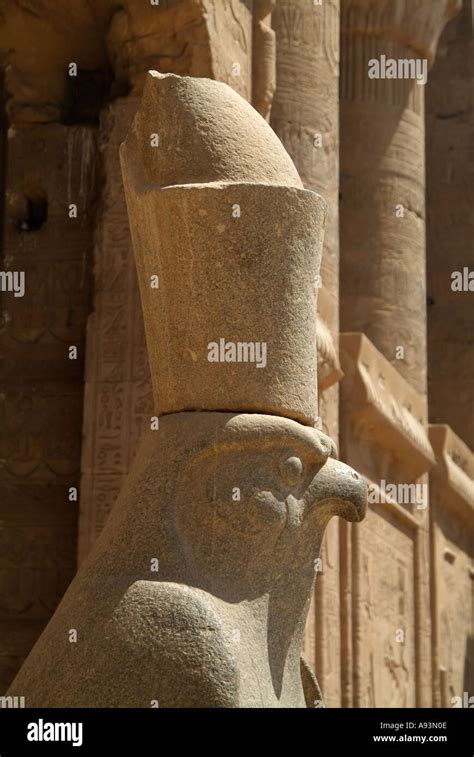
[305, 457, 367, 523]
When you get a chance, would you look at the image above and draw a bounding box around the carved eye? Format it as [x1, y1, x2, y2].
[279, 455, 303, 486]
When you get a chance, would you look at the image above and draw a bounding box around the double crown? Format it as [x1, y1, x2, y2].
[120, 71, 327, 424]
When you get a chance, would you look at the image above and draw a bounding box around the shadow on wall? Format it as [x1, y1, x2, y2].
[463, 634, 474, 698]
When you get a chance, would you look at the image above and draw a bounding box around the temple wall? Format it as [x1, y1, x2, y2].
[0, 123, 97, 689]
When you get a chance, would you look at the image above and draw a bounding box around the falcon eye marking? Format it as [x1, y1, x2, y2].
[280, 455, 303, 486]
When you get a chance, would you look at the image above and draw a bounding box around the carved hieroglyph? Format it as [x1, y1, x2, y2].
[8, 72, 367, 708]
[77, 97, 152, 565]
[356, 509, 416, 708]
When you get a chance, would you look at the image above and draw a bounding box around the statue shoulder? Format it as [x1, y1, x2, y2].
[114, 581, 239, 707]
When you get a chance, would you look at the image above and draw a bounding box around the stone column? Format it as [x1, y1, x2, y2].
[271, 0, 341, 428]
[270, 0, 341, 703]
[339, 0, 460, 708]
[252, 0, 276, 120]
[340, 0, 460, 396]
[8, 71, 367, 709]
[426, 0, 474, 449]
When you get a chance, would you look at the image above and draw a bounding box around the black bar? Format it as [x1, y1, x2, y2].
[0, 707, 472, 755]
